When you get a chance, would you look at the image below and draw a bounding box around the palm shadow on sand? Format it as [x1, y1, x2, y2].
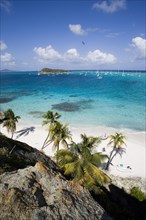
[16, 126, 35, 139]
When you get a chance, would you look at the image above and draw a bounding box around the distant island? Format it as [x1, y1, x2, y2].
[0, 69, 13, 72]
[39, 68, 69, 74]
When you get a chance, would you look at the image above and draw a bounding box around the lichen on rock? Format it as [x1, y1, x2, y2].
[0, 163, 107, 220]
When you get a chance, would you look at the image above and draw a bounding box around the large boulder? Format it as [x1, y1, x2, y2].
[0, 134, 109, 220]
[0, 162, 108, 220]
[0, 134, 57, 174]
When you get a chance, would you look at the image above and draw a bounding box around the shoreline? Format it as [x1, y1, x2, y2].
[1, 119, 146, 180]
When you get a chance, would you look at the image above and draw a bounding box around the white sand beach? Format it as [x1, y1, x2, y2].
[1, 119, 146, 180]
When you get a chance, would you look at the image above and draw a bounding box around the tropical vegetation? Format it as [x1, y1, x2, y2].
[105, 132, 126, 170]
[41, 111, 61, 150]
[130, 186, 146, 202]
[55, 134, 111, 191]
[2, 109, 20, 139]
[48, 121, 72, 151]
[41, 110, 72, 152]
[40, 67, 69, 74]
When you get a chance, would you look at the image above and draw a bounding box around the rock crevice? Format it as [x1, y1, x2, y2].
[0, 162, 106, 220]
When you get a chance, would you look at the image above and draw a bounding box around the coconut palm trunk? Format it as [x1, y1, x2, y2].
[63, 138, 69, 149]
[11, 131, 14, 139]
[41, 132, 50, 150]
[105, 148, 116, 170]
[48, 122, 72, 152]
[105, 133, 126, 171]
[41, 111, 61, 150]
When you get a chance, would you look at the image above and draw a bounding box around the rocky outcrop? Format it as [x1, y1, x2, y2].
[110, 174, 146, 195]
[0, 134, 57, 174]
[0, 162, 109, 220]
[0, 134, 110, 220]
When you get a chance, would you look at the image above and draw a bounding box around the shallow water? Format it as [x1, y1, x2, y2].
[0, 70, 145, 131]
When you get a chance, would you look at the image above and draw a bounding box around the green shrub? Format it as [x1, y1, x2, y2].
[130, 186, 146, 201]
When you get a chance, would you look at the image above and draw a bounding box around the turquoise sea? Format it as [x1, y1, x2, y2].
[0, 70, 146, 131]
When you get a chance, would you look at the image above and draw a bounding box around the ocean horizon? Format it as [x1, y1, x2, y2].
[0, 70, 146, 131]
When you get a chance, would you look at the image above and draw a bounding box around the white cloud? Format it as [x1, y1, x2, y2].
[33, 44, 117, 67]
[93, 0, 126, 13]
[64, 48, 82, 64]
[132, 37, 146, 59]
[0, 41, 15, 66]
[69, 24, 86, 36]
[0, 52, 14, 62]
[86, 49, 117, 64]
[0, 0, 11, 12]
[106, 32, 124, 38]
[33, 45, 61, 62]
[69, 24, 105, 36]
[65, 48, 80, 60]
[0, 41, 7, 50]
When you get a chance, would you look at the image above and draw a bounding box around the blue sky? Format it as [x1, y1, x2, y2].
[0, 0, 146, 70]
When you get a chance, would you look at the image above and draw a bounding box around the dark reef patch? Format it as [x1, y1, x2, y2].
[116, 104, 125, 108]
[80, 99, 93, 109]
[44, 95, 54, 100]
[52, 99, 94, 112]
[0, 90, 37, 104]
[1, 90, 37, 100]
[121, 80, 143, 85]
[52, 102, 80, 112]
[128, 81, 143, 85]
[29, 111, 45, 118]
[69, 95, 79, 97]
[0, 97, 16, 103]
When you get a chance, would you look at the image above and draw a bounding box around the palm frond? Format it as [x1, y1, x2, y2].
[3, 109, 20, 137]
[90, 152, 108, 167]
[80, 134, 102, 150]
[55, 149, 78, 165]
[63, 162, 78, 176]
[82, 167, 96, 186]
[72, 159, 84, 180]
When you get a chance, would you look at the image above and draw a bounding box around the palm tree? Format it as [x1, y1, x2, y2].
[48, 121, 72, 151]
[55, 134, 110, 192]
[80, 133, 102, 150]
[105, 132, 126, 170]
[41, 110, 61, 150]
[3, 109, 20, 139]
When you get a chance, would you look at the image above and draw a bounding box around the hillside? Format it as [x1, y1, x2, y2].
[0, 134, 108, 220]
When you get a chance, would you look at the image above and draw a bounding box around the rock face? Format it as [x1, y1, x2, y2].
[0, 134, 57, 174]
[110, 174, 146, 195]
[0, 134, 109, 220]
[0, 162, 107, 220]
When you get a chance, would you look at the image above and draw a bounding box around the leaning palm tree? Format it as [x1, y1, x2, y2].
[41, 110, 61, 150]
[55, 134, 110, 192]
[80, 133, 102, 151]
[105, 132, 127, 170]
[48, 121, 72, 151]
[3, 109, 20, 139]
